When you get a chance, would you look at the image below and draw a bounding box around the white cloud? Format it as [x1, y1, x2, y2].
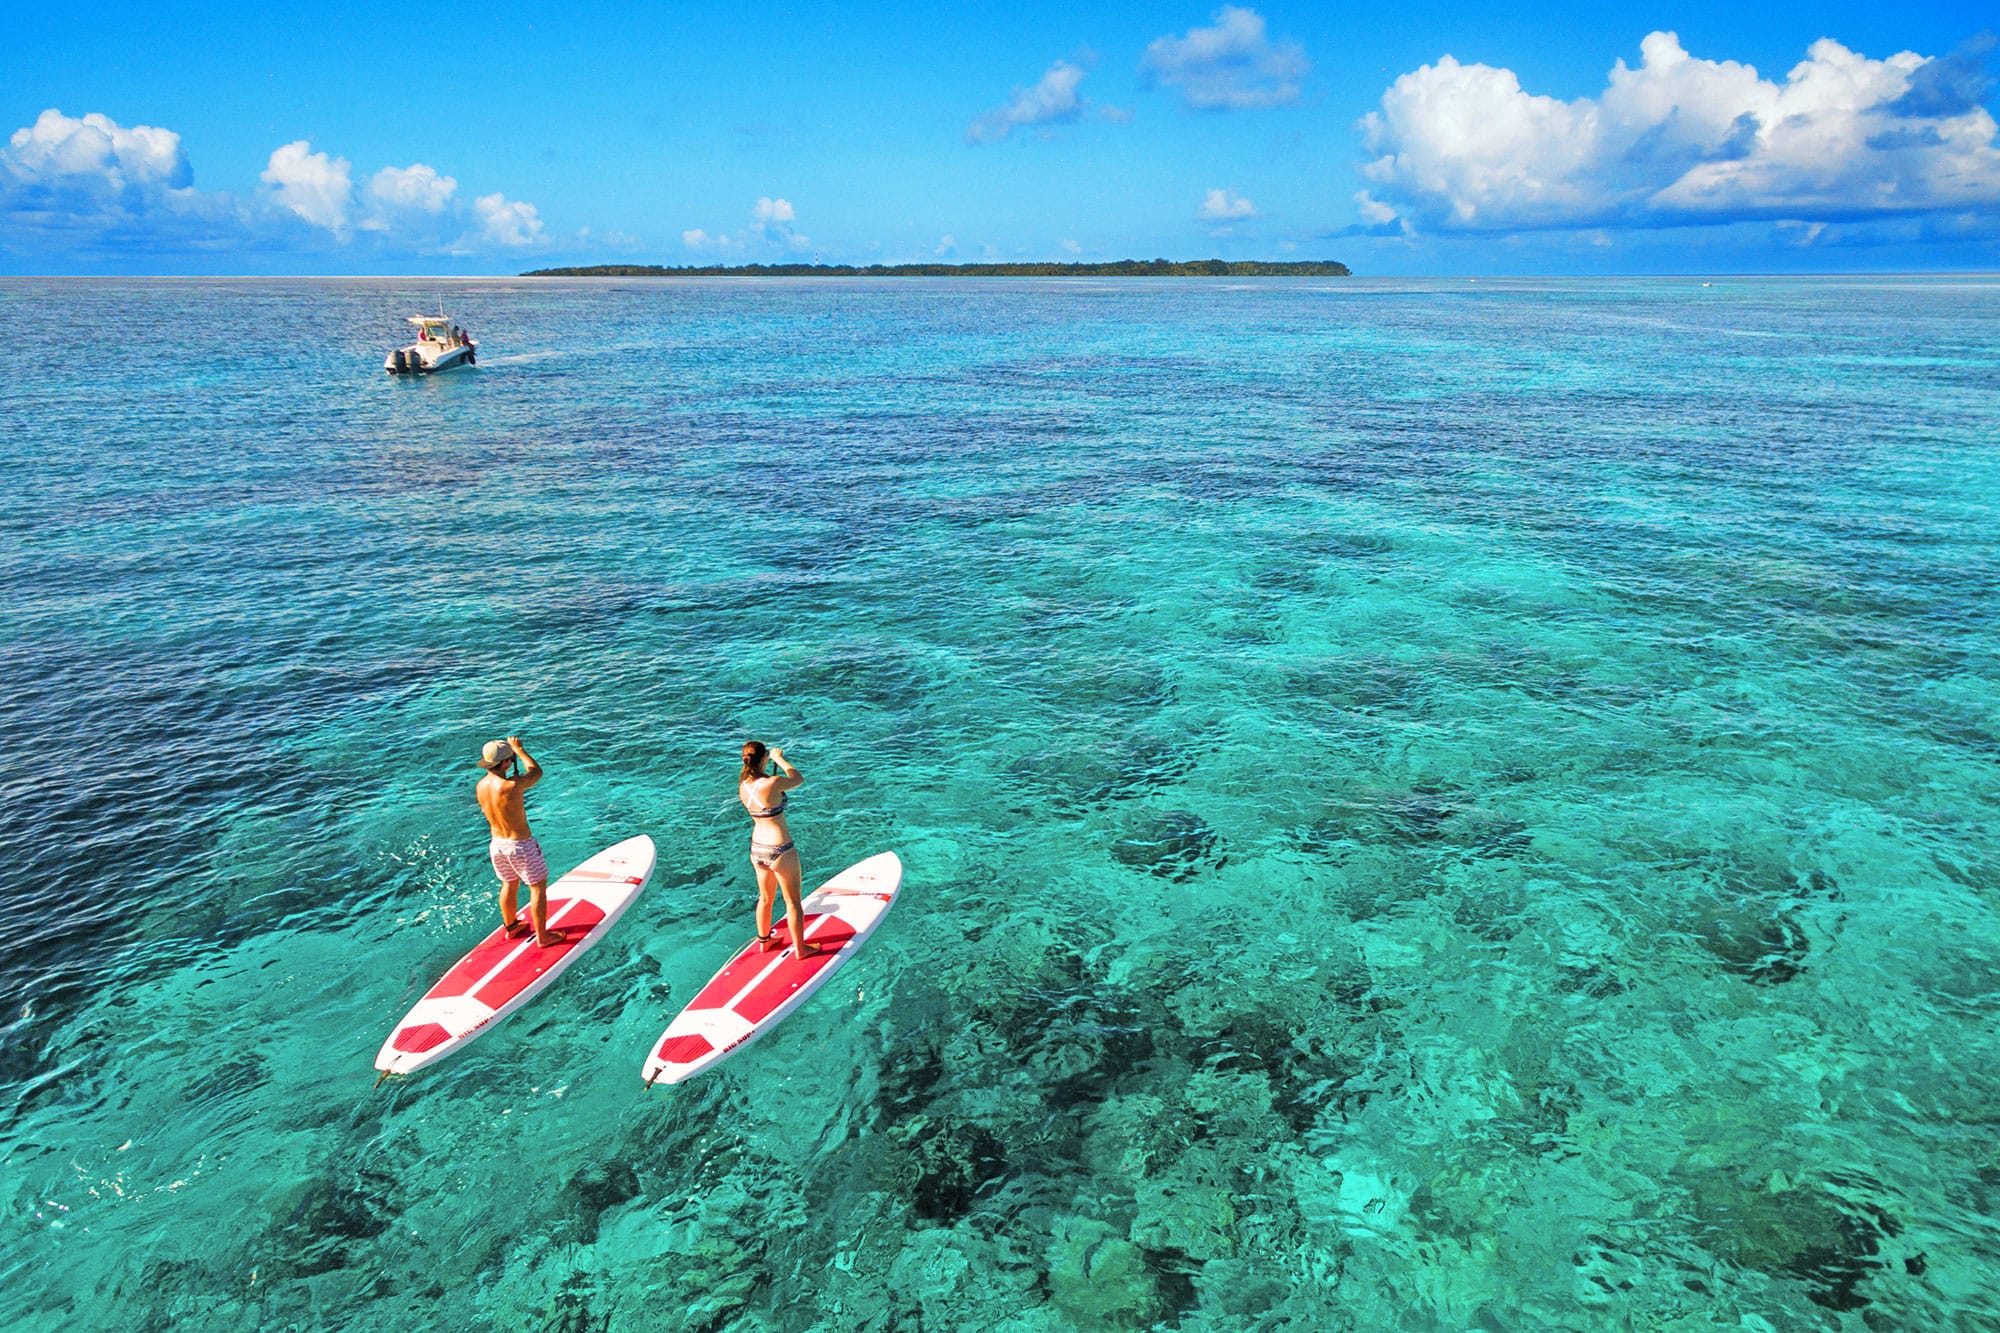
[935, 233, 956, 256]
[1200, 188, 1257, 220]
[1142, 7, 1308, 111]
[683, 198, 809, 255]
[752, 196, 808, 251]
[4, 109, 190, 190]
[1062, 237, 1082, 254]
[1355, 191, 1399, 226]
[473, 192, 543, 246]
[2, 109, 557, 265]
[261, 140, 352, 232]
[968, 60, 1089, 143]
[369, 163, 456, 213]
[1359, 31, 2000, 233]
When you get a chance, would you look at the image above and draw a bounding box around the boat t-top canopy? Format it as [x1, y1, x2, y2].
[407, 315, 453, 327]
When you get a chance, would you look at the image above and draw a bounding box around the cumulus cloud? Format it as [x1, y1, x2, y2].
[0, 108, 557, 266]
[1200, 188, 1257, 220]
[683, 198, 809, 255]
[1355, 192, 1399, 226]
[968, 60, 1090, 143]
[5, 109, 190, 190]
[261, 140, 353, 232]
[751, 196, 808, 250]
[0, 109, 230, 261]
[473, 192, 543, 246]
[1141, 7, 1308, 111]
[369, 163, 456, 213]
[1358, 31, 2000, 233]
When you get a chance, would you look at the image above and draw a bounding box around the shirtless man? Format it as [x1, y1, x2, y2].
[476, 735, 566, 947]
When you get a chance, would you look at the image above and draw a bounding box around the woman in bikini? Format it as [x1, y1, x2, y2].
[741, 740, 816, 960]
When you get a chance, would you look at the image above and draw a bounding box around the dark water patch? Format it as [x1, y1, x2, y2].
[1694, 906, 1810, 985]
[1305, 787, 1466, 856]
[263, 1162, 400, 1279]
[1305, 789, 1535, 864]
[1038, 658, 1177, 714]
[1007, 733, 1196, 808]
[622, 1076, 744, 1177]
[1248, 560, 1321, 594]
[1012, 594, 1129, 638]
[982, 980, 1164, 1118]
[1140, 1244, 1202, 1325]
[1320, 529, 1404, 558]
[1657, 852, 1835, 985]
[875, 1036, 947, 1120]
[1113, 810, 1222, 881]
[1210, 607, 1283, 646]
[1692, 1174, 1903, 1313]
[1191, 1015, 1376, 1135]
[782, 640, 942, 713]
[187, 1054, 270, 1107]
[0, 628, 467, 1089]
[505, 580, 671, 638]
[539, 1274, 611, 1333]
[895, 1118, 1010, 1224]
[1286, 658, 1435, 715]
[1555, 961, 1628, 999]
[561, 1158, 642, 1244]
[1449, 811, 1535, 861]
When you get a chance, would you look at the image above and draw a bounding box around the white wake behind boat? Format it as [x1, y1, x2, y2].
[385, 314, 477, 374]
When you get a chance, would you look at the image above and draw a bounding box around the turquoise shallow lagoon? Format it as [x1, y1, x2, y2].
[2, 275, 1998, 1330]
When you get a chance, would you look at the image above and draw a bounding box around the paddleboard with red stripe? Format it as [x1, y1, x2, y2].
[376, 834, 656, 1077]
[642, 850, 902, 1086]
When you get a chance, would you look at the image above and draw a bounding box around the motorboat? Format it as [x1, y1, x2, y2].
[385, 315, 477, 374]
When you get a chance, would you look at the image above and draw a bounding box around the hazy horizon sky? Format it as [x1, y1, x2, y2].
[4, 2, 1996, 274]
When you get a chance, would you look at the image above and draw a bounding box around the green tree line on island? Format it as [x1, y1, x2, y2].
[522, 258, 1351, 278]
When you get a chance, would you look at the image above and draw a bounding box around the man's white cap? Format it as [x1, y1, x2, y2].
[479, 740, 515, 771]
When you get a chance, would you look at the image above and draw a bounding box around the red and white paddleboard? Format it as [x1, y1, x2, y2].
[642, 851, 902, 1086]
[376, 834, 656, 1078]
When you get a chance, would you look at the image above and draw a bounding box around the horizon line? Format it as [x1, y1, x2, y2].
[4, 269, 2000, 280]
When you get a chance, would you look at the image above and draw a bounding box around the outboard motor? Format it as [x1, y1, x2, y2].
[391, 348, 407, 374]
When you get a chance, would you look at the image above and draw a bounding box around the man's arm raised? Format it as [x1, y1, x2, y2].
[507, 735, 544, 790]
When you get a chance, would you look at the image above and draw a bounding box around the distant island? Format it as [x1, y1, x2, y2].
[522, 258, 1350, 278]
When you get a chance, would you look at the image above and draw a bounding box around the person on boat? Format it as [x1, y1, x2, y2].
[740, 741, 815, 960]
[477, 735, 566, 947]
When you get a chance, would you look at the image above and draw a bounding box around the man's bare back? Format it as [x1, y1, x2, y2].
[476, 735, 565, 947]
[477, 745, 536, 839]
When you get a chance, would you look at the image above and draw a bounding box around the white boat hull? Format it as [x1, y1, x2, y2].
[385, 340, 477, 374]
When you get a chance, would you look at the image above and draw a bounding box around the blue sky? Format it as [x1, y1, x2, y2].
[3, 1, 1995, 273]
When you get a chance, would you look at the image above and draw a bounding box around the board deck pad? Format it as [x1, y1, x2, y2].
[643, 851, 902, 1086]
[376, 835, 655, 1077]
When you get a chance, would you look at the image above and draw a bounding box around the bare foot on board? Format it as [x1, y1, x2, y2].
[535, 929, 569, 948]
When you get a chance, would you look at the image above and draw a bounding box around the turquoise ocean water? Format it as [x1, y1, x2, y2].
[3, 276, 1998, 1330]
